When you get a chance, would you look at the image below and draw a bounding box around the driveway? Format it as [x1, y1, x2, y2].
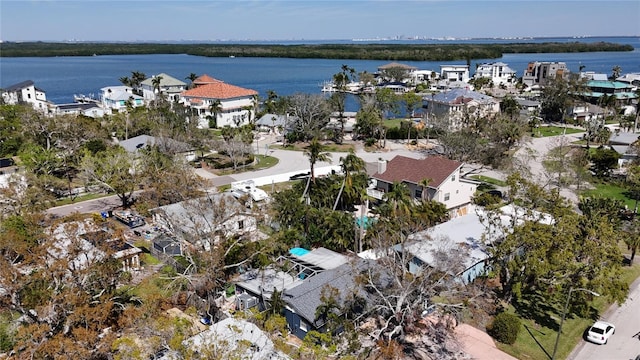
[455, 323, 518, 360]
[512, 131, 586, 204]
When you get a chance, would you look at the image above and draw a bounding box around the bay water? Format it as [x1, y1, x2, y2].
[1, 36, 638, 107]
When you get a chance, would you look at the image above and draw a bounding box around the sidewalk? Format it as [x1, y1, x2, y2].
[455, 324, 519, 360]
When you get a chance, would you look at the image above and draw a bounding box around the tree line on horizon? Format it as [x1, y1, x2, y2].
[0, 41, 633, 61]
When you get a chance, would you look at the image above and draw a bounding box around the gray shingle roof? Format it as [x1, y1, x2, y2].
[118, 134, 192, 154]
[3, 80, 34, 91]
[283, 259, 373, 326]
[430, 88, 497, 105]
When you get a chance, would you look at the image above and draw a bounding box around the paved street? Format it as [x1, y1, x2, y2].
[48, 194, 125, 217]
[568, 275, 640, 360]
[47, 190, 144, 217]
[513, 130, 586, 205]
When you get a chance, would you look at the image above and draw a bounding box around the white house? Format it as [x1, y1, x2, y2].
[439, 65, 470, 83]
[369, 155, 478, 217]
[180, 74, 258, 129]
[411, 69, 439, 85]
[100, 86, 144, 113]
[53, 102, 105, 118]
[473, 62, 517, 86]
[1, 80, 50, 112]
[424, 88, 500, 127]
[140, 73, 187, 103]
[616, 72, 640, 89]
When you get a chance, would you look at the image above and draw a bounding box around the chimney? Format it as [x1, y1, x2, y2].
[377, 159, 387, 174]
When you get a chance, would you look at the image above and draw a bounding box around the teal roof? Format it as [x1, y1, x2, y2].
[586, 91, 638, 99]
[587, 80, 634, 89]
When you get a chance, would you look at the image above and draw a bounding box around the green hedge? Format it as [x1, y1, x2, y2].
[488, 312, 521, 345]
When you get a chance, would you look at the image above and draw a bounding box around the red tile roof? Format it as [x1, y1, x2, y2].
[194, 74, 223, 85]
[182, 82, 258, 100]
[373, 155, 462, 188]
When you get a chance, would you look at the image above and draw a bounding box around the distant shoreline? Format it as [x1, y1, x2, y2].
[0, 41, 634, 61]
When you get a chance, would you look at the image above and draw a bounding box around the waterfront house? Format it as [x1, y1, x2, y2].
[410, 69, 439, 85]
[473, 62, 517, 86]
[424, 88, 500, 128]
[53, 102, 105, 118]
[522, 61, 569, 87]
[255, 113, 296, 134]
[369, 155, 478, 217]
[616, 72, 640, 89]
[140, 73, 187, 103]
[377, 62, 418, 83]
[439, 65, 470, 83]
[583, 80, 638, 107]
[100, 85, 144, 113]
[1, 80, 50, 113]
[180, 74, 258, 129]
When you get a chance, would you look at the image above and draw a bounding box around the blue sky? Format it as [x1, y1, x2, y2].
[1, 1, 638, 42]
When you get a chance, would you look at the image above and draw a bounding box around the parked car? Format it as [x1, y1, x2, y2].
[586, 320, 615, 344]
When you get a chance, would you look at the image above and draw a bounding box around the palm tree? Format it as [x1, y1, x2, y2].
[303, 138, 332, 183]
[333, 149, 366, 210]
[130, 71, 146, 95]
[151, 75, 164, 105]
[418, 178, 433, 201]
[384, 181, 412, 215]
[331, 65, 356, 141]
[185, 73, 198, 89]
[611, 65, 622, 80]
[264, 90, 279, 114]
[208, 99, 222, 128]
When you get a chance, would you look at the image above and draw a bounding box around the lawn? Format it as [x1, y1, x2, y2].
[213, 155, 279, 175]
[383, 118, 411, 129]
[258, 180, 297, 194]
[497, 263, 640, 360]
[470, 175, 507, 187]
[54, 192, 114, 206]
[581, 181, 636, 210]
[535, 126, 584, 137]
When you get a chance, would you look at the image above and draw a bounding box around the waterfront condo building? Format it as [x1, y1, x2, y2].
[522, 61, 569, 87]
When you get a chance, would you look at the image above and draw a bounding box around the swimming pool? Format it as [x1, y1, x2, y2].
[289, 247, 310, 257]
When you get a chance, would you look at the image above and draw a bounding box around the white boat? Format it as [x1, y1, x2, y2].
[74, 93, 99, 103]
[320, 81, 337, 93]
